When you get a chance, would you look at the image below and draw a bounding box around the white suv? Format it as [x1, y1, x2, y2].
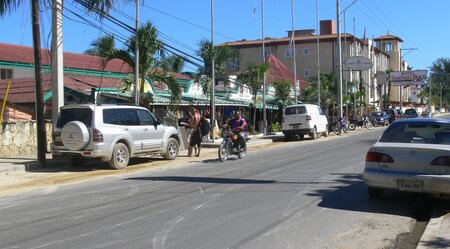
[51, 104, 180, 169]
[281, 104, 329, 140]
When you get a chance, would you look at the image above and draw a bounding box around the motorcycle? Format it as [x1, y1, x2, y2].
[348, 115, 373, 130]
[218, 128, 247, 162]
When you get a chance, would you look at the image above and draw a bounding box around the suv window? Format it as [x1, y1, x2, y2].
[58, 108, 92, 128]
[285, 106, 306, 115]
[138, 109, 156, 125]
[103, 109, 140, 126]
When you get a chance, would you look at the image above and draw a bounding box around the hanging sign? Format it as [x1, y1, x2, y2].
[344, 56, 373, 71]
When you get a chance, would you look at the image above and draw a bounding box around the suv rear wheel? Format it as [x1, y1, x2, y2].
[162, 138, 179, 160]
[109, 143, 130, 169]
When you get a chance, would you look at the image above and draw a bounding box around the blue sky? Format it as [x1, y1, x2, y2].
[1, 0, 448, 72]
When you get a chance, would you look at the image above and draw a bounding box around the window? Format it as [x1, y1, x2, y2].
[0, 68, 13, 80]
[285, 106, 306, 115]
[138, 109, 156, 125]
[303, 47, 309, 55]
[304, 69, 310, 77]
[285, 47, 296, 57]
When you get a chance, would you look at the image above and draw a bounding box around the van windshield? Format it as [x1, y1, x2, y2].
[285, 106, 306, 115]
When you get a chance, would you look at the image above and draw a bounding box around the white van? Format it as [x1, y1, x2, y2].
[281, 104, 329, 140]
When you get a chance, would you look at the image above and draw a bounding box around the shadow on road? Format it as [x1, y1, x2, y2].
[305, 172, 450, 220]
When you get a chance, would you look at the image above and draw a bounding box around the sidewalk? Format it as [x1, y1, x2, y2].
[0, 132, 283, 174]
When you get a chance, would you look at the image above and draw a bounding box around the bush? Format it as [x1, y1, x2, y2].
[248, 125, 258, 135]
[271, 122, 281, 132]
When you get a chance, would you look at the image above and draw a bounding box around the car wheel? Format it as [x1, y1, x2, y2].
[61, 121, 90, 151]
[298, 134, 304, 140]
[310, 127, 317, 140]
[323, 125, 329, 137]
[368, 187, 384, 199]
[108, 143, 130, 169]
[162, 138, 179, 160]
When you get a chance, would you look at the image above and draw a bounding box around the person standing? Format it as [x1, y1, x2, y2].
[188, 108, 202, 157]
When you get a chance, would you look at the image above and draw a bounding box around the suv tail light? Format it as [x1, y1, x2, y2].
[366, 151, 393, 163]
[431, 156, 450, 166]
[93, 129, 103, 143]
[306, 115, 312, 121]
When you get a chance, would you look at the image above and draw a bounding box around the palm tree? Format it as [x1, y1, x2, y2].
[196, 39, 238, 95]
[237, 63, 269, 128]
[162, 54, 185, 74]
[105, 21, 181, 108]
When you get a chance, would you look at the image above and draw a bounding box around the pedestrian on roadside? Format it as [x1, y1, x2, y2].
[199, 114, 211, 143]
[188, 108, 202, 157]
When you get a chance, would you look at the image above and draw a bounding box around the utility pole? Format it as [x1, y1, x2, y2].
[336, 0, 343, 119]
[31, 0, 47, 166]
[290, 0, 298, 104]
[134, 0, 140, 106]
[262, 0, 267, 136]
[211, 0, 216, 143]
[51, 0, 64, 125]
[316, 0, 320, 106]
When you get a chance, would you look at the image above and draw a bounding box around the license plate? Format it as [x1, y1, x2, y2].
[398, 179, 423, 192]
[293, 124, 300, 129]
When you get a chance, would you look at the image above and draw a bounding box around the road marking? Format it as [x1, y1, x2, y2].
[153, 216, 185, 249]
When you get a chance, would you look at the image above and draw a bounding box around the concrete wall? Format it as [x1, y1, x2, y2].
[0, 121, 52, 157]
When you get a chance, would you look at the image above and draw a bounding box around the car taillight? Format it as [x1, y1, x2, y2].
[93, 129, 103, 143]
[366, 151, 394, 163]
[431, 156, 450, 166]
[306, 115, 312, 121]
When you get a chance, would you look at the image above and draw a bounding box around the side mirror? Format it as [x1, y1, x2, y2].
[154, 119, 160, 129]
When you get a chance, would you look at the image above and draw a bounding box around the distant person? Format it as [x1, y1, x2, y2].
[188, 108, 201, 157]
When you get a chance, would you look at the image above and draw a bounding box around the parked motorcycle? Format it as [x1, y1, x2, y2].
[218, 128, 247, 162]
[348, 115, 373, 130]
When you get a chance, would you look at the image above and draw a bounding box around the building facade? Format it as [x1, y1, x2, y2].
[220, 20, 410, 113]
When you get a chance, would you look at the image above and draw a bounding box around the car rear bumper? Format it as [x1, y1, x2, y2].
[282, 128, 314, 135]
[363, 169, 450, 195]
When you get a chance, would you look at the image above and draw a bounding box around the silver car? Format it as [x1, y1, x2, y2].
[363, 118, 450, 199]
[52, 104, 180, 169]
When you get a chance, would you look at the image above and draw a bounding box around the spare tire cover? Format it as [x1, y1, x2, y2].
[61, 121, 90, 151]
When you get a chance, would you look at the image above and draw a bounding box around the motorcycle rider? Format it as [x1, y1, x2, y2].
[227, 111, 247, 151]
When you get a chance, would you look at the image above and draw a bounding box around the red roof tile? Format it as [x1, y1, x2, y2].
[0, 75, 125, 104]
[0, 43, 132, 74]
[265, 54, 309, 90]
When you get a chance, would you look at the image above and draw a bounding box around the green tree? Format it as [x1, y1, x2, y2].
[106, 21, 181, 108]
[237, 63, 269, 128]
[428, 57, 450, 110]
[302, 72, 338, 108]
[196, 39, 238, 95]
[272, 80, 292, 106]
[161, 54, 185, 74]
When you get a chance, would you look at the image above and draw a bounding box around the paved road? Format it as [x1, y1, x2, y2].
[0, 128, 444, 249]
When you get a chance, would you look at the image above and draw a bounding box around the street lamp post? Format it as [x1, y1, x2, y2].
[262, 0, 267, 136]
[336, 0, 343, 119]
